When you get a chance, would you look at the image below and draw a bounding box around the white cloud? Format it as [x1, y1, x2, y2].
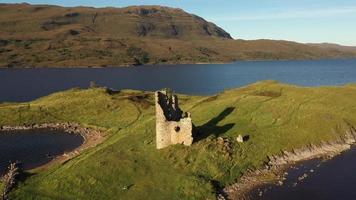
[214, 7, 356, 21]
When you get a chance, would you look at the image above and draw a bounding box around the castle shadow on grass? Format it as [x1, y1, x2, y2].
[194, 107, 236, 142]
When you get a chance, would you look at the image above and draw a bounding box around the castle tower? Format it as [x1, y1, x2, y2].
[155, 90, 193, 149]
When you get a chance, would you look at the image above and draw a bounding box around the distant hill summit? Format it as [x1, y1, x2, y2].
[0, 3, 232, 39]
[0, 3, 356, 68]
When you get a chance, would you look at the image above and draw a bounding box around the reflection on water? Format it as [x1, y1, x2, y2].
[0, 129, 84, 174]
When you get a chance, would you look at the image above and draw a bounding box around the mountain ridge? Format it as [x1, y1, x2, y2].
[0, 3, 232, 40]
[0, 3, 356, 67]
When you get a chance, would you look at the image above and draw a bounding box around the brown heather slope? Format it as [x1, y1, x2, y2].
[0, 3, 356, 68]
[309, 43, 356, 52]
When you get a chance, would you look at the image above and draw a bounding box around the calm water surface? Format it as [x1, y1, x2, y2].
[0, 129, 84, 174]
[1, 59, 356, 197]
[250, 147, 356, 200]
[1, 59, 356, 102]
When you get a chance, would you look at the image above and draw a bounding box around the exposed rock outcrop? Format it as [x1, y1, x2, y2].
[155, 90, 193, 149]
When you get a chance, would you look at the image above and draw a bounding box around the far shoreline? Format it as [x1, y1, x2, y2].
[1, 57, 356, 69]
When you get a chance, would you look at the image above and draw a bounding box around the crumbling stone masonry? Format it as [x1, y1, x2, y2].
[155, 90, 193, 149]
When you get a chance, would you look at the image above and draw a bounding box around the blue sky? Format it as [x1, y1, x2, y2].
[2, 0, 356, 46]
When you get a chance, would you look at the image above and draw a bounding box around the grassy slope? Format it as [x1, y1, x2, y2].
[2, 37, 354, 68]
[0, 182, 3, 196]
[1, 81, 356, 199]
[1, 3, 356, 67]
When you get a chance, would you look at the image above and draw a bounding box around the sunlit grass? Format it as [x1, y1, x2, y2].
[1, 81, 356, 199]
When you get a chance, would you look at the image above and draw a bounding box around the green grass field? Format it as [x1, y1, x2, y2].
[1, 81, 356, 199]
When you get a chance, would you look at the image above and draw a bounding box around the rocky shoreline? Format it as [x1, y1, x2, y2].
[222, 126, 356, 200]
[1, 122, 98, 136]
[0, 123, 105, 166]
[0, 123, 106, 198]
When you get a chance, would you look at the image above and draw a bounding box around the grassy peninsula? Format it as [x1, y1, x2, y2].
[1, 81, 356, 199]
[1, 3, 356, 68]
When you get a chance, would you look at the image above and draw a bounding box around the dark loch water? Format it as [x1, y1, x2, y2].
[1, 59, 356, 102]
[250, 147, 356, 200]
[1, 59, 356, 197]
[0, 129, 84, 174]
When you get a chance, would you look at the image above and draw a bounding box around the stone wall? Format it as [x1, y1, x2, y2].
[155, 91, 193, 149]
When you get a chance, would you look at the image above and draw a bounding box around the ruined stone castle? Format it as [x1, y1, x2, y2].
[155, 90, 193, 149]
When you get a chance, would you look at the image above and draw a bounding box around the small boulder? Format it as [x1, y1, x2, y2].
[236, 135, 244, 143]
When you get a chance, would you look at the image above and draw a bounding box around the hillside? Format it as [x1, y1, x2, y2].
[1, 81, 356, 199]
[1, 3, 356, 67]
[0, 3, 231, 40]
[309, 43, 356, 52]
